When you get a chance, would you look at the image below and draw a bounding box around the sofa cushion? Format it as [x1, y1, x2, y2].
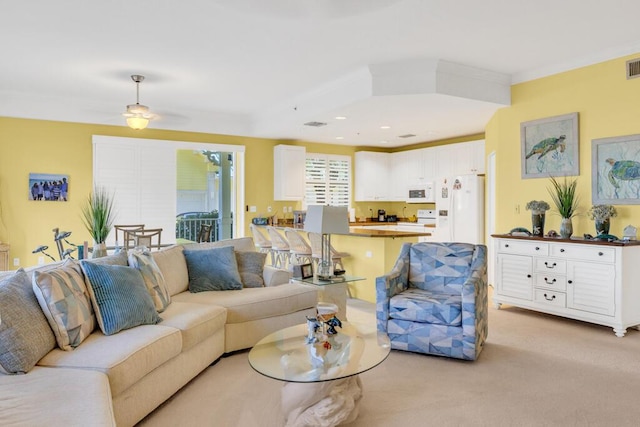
[184, 246, 243, 292]
[159, 301, 227, 351]
[236, 251, 267, 288]
[152, 245, 189, 297]
[0, 366, 115, 426]
[390, 288, 462, 326]
[83, 250, 129, 266]
[0, 269, 56, 374]
[172, 283, 317, 324]
[38, 324, 181, 397]
[81, 262, 161, 335]
[128, 249, 171, 312]
[32, 260, 96, 351]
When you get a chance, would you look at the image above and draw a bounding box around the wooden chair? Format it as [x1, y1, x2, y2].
[197, 224, 213, 243]
[126, 228, 162, 251]
[114, 224, 145, 248]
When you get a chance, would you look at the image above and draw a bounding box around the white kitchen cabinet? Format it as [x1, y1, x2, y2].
[433, 140, 485, 177]
[274, 145, 305, 201]
[493, 236, 640, 337]
[389, 150, 409, 201]
[354, 151, 390, 201]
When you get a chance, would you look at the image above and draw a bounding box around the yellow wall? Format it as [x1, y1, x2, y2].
[486, 53, 640, 237]
[176, 150, 211, 191]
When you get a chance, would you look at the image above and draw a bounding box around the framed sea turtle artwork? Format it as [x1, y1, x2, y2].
[520, 112, 579, 179]
[592, 134, 640, 204]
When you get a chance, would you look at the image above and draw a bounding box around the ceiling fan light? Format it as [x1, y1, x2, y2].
[126, 103, 149, 115]
[126, 116, 149, 130]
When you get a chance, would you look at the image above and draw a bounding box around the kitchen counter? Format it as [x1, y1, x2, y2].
[347, 227, 431, 238]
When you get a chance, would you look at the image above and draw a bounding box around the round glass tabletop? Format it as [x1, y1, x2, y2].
[248, 321, 390, 383]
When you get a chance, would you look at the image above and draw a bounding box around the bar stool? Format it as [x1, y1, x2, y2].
[285, 229, 313, 266]
[266, 226, 290, 269]
[250, 224, 275, 265]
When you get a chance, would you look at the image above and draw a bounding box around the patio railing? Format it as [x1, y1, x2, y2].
[175, 218, 220, 242]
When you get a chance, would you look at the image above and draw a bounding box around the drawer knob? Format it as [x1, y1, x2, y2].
[545, 278, 557, 284]
[598, 252, 603, 256]
[568, 280, 573, 284]
[535, 247, 540, 251]
[544, 262, 557, 268]
[543, 293, 556, 301]
[505, 244, 509, 248]
[560, 248, 565, 253]
[527, 274, 532, 278]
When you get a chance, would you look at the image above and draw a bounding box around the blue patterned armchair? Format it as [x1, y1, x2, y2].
[376, 242, 488, 361]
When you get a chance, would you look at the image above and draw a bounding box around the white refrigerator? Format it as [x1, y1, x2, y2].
[434, 174, 484, 244]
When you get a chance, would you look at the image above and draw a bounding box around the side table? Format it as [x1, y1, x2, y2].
[293, 275, 365, 320]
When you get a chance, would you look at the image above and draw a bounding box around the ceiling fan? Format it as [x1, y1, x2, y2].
[122, 75, 156, 130]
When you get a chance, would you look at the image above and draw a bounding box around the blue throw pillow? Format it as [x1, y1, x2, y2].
[183, 245, 243, 292]
[80, 262, 161, 335]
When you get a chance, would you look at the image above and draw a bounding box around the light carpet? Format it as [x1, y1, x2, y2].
[138, 293, 640, 427]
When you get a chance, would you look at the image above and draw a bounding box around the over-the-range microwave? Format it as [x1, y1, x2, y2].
[407, 182, 435, 203]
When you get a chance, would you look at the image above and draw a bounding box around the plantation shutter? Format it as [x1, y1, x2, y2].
[305, 153, 351, 207]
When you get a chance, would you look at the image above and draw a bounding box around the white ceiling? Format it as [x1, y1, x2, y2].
[2, 0, 640, 148]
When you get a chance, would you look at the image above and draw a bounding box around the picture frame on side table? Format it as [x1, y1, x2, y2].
[293, 263, 314, 280]
[592, 134, 640, 204]
[521, 112, 579, 179]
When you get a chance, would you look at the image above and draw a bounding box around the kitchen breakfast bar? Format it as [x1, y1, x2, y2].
[319, 227, 431, 302]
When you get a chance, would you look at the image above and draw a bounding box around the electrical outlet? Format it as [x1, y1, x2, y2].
[38, 256, 45, 265]
[267, 206, 272, 213]
[365, 251, 373, 258]
[13, 258, 19, 267]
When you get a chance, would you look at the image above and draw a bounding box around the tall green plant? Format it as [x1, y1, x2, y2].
[548, 176, 579, 219]
[81, 187, 115, 243]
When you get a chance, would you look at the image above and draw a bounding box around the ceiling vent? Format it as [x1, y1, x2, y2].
[304, 121, 327, 127]
[398, 133, 417, 138]
[626, 58, 640, 79]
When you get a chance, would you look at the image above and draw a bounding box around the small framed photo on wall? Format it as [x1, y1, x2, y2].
[521, 112, 579, 179]
[29, 173, 69, 201]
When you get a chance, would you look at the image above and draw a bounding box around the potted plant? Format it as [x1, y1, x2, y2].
[525, 200, 550, 237]
[587, 204, 617, 235]
[81, 187, 115, 258]
[548, 176, 579, 239]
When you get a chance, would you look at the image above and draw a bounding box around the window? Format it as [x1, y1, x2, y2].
[305, 153, 350, 207]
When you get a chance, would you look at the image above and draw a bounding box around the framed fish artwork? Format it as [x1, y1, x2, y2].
[520, 112, 579, 179]
[592, 134, 640, 204]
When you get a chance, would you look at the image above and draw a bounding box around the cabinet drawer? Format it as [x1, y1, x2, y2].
[550, 245, 615, 262]
[534, 274, 567, 292]
[499, 240, 548, 256]
[535, 258, 567, 274]
[534, 289, 566, 308]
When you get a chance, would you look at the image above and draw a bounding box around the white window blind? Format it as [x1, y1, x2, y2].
[305, 153, 351, 207]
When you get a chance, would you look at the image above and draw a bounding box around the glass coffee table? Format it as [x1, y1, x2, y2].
[248, 321, 390, 426]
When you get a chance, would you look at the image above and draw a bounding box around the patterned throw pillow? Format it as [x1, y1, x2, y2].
[235, 251, 266, 288]
[32, 260, 96, 351]
[0, 269, 56, 374]
[183, 245, 243, 292]
[80, 262, 161, 336]
[128, 249, 171, 312]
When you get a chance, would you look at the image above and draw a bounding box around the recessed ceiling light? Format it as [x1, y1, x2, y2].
[335, 116, 347, 120]
[380, 125, 391, 129]
[336, 136, 344, 140]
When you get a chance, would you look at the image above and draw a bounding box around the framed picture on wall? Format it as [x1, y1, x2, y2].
[592, 134, 640, 204]
[521, 112, 579, 179]
[29, 173, 69, 201]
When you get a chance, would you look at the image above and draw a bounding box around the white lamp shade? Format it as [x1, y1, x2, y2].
[304, 205, 349, 234]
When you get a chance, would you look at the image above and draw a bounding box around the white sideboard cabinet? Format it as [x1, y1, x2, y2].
[493, 235, 640, 337]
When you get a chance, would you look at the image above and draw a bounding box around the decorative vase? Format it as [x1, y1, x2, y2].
[595, 218, 610, 235]
[560, 218, 573, 239]
[92, 241, 108, 259]
[531, 212, 546, 237]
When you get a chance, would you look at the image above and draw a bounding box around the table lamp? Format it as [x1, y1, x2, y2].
[304, 205, 349, 279]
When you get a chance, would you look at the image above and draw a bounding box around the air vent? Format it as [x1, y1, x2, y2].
[626, 58, 640, 79]
[304, 121, 327, 127]
[398, 133, 417, 138]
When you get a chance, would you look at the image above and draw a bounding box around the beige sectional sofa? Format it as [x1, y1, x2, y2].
[0, 237, 318, 426]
